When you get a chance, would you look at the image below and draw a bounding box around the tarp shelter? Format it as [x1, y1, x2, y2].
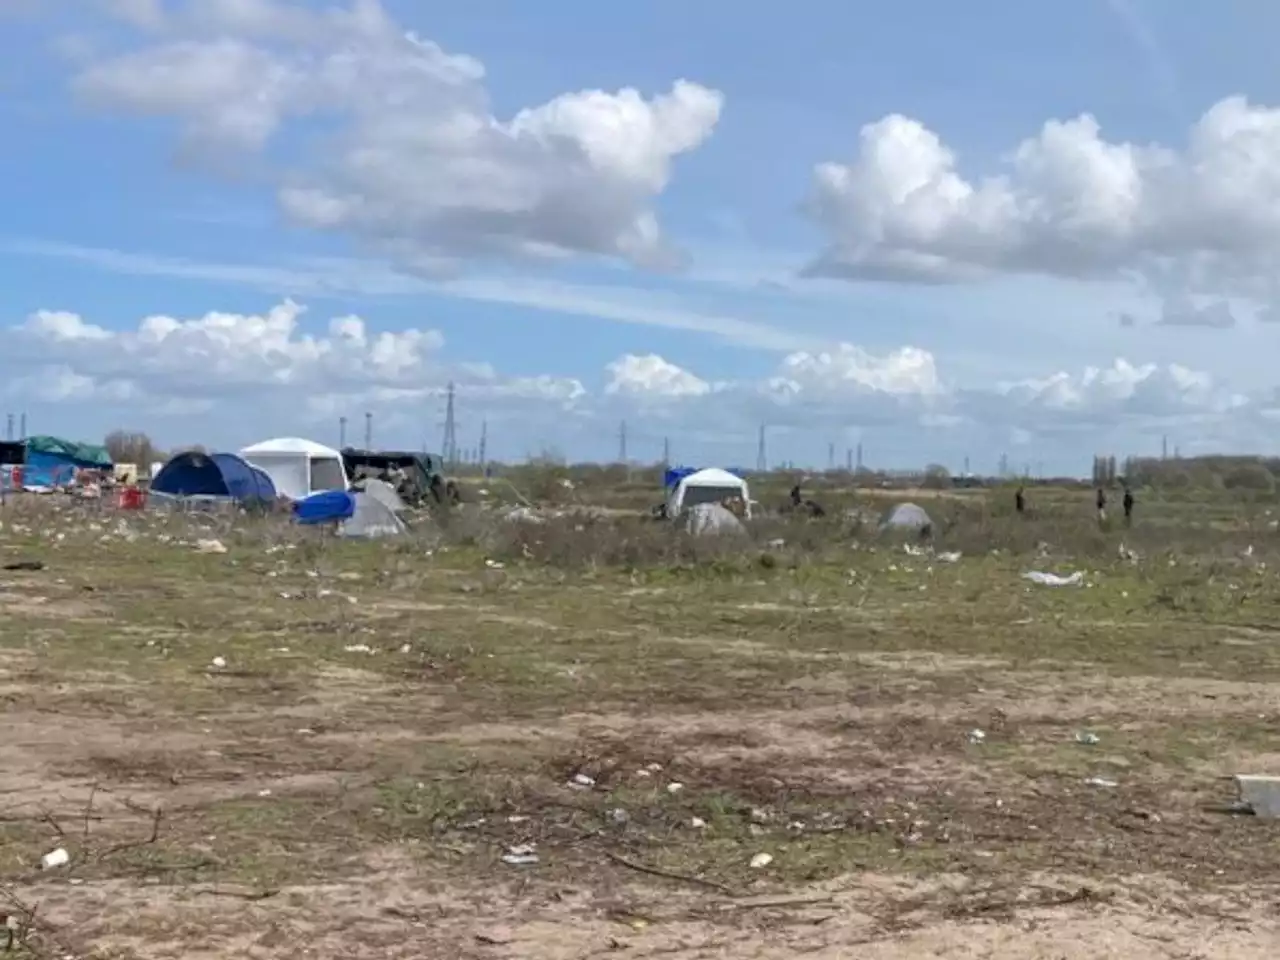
[150, 452, 277, 503]
[339, 491, 406, 539]
[23, 435, 112, 487]
[294, 490, 356, 525]
[667, 467, 752, 518]
[880, 502, 933, 533]
[686, 502, 746, 537]
[240, 437, 347, 501]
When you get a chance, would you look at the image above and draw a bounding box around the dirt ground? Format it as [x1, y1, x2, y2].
[1, 496, 1280, 958]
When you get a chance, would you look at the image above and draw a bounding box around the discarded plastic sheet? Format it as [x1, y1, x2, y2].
[41, 847, 69, 870]
[1235, 775, 1280, 818]
[968, 728, 986, 744]
[1085, 776, 1118, 788]
[1022, 570, 1084, 587]
[749, 853, 773, 869]
[1075, 732, 1101, 746]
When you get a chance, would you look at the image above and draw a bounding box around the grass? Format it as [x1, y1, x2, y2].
[1, 482, 1280, 956]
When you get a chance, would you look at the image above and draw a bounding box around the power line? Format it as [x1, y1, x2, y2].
[756, 424, 767, 471]
[478, 419, 488, 470]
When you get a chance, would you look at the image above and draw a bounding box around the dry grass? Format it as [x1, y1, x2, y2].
[1, 482, 1280, 957]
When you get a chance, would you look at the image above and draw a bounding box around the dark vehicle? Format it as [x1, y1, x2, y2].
[340, 448, 458, 505]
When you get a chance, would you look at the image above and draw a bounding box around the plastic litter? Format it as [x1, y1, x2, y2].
[1022, 570, 1084, 587]
[1075, 732, 1101, 746]
[968, 729, 986, 744]
[569, 773, 595, 788]
[41, 848, 69, 870]
[749, 852, 774, 869]
[501, 844, 538, 866]
[1085, 776, 1118, 788]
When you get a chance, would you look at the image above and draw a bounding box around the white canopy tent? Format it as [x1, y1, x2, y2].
[239, 437, 348, 501]
[667, 467, 751, 518]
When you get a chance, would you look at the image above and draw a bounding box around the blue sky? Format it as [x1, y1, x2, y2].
[3, 0, 1280, 473]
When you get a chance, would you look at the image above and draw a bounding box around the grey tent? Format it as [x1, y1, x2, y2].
[339, 491, 406, 539]
[686, 502, 746, 537]
[880, 502, 933, 534]
[355, 477, 406, 513]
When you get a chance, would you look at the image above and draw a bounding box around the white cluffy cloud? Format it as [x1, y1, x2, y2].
[77, 0, 723, 272]
[0, 300, 1253, 461]
[804, 96, 1280, 309]
[0, 300, 586, 428]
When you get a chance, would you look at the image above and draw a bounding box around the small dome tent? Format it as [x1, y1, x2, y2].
[240, 437, 348, 501]
[151, 452, 277, 503]
[686, 502, 746, 537]
[667, 467, 751, 518]
[880, 502, 933, 535]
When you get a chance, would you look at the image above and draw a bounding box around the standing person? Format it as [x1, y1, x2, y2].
[1096, 486, 1107, 524]
[1122, 484, 1134, 525]
[1015, 485, 1026, 515]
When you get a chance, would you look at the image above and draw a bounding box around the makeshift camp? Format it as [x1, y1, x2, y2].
[667, 467, 752, 518]
[686, 502, 746, 536]
[22, 435, 112, 488]
[339, 491, 407, 539]
[240, 437, 348, 501]
[881, 502, 933, 534]
[294, 490, 356, 525]
[150, 452, 277, 504]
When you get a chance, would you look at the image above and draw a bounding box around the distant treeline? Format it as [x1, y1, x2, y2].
[1119, 455, 1280, 492]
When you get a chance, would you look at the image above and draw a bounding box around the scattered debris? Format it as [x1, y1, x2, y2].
[1085, 777, 1118, 788]
[210, 656, 227, 669]
[568, 773, 595, 789]
[1075, 732, 1101, 746]
[501, 844, 538, 866]
[749, 852, 774, 869]
[194, 539, 227, 554]
[1234, 774, 1280, 818]
[968, 729, 986, 744]
[666, 782, 684, 794]
[40, 847, 69, 870]
[1022, 570, 1084, 587]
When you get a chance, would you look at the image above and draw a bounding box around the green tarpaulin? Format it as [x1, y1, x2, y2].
[24, 435, 113, 468]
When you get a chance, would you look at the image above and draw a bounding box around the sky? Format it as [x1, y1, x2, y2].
[4, 1, 1280, 474]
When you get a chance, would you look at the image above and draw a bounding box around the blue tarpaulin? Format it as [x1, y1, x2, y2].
[294, 490, 356, 525]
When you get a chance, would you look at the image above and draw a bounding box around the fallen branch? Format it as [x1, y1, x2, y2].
[603, 851, 735, 896]
[100, 807, 163, 856]
[194, 887, 279, 902]
[83, 784, 97, 842]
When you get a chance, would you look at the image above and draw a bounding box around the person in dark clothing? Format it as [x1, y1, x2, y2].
[1122, 485, 1134, 525]
[1095, 486, 1107, 524]
[1015, 485, 1026, 514]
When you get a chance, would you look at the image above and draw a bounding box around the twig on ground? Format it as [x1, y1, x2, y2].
[604, 850, 735, 896]
[38, 809, 65, 841]
[82, 784, 97, 842]
[100, 806, 163, 856]
[194, 887, 279, 902]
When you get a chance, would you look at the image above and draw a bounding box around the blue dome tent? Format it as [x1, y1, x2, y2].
[150, 452, 277, 503]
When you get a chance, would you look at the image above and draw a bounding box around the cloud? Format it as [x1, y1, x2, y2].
[1156, 298, 1237, 328]
[74, 0, 723, 272]
[606, 355, 713, 399]
[0, 299, 1257, 463]
[802, 97, 1280, 308]
[0, 300, 585, 439]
